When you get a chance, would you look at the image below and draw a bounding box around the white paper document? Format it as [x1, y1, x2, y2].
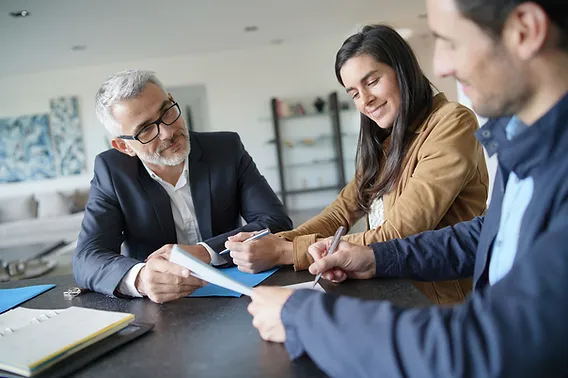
[283, 282, 326, 292]
[170, 245, 254, 296]
[170, 245, 327, 297]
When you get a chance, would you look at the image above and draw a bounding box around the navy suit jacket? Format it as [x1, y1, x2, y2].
[281, 93, 568, 377]
[73, 131, 291, 296]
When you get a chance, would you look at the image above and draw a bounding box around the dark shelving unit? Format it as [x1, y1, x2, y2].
[270, 92, 347, 210]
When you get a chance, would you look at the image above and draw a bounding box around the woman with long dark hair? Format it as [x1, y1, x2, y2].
[226, 24, 489, 304]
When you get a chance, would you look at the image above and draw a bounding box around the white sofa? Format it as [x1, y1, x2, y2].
[0, 190, 88, 249]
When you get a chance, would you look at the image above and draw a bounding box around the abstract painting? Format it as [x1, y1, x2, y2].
[0, 114, 57, 183]
[49, 96, 85, 176]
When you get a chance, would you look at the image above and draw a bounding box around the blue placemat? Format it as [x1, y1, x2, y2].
[0, 284, 56, 314]
[190, 266, 280, 297]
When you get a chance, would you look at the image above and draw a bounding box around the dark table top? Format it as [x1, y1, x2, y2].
[0, 267, 431, 377]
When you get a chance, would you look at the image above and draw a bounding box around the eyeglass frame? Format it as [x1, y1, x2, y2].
[117, 102, 182, 144]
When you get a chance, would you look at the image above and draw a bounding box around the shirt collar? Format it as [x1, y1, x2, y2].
[476, 91, 568, 178]
[142, 159, 189, 187]
[505, 116, 528, 141]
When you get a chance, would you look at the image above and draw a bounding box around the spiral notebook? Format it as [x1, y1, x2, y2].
[0, 306, 135, 377]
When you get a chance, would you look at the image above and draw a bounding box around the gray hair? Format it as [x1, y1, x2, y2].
[95, 69, 167, 136]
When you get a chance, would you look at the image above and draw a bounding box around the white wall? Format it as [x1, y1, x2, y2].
[0, 33, 456, 210]
[410, 36, 458, 101]
[456, 84, 497, 203]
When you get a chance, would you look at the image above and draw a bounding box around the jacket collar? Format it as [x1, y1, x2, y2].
[476, 91, 568, 179]
[187, 132, 213, 240]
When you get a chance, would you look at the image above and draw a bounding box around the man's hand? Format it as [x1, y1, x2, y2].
[137, 244, 210, 303]
[146, 244, 211, 264]
[248, 286, 294, 343]
[224, 232, 293, 273]
[308, 238, 376, 283]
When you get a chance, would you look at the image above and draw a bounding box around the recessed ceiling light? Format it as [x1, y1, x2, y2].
[71, 45, 87, 52]
[244, 26, 258, 32]
[10, 10, 30, 17]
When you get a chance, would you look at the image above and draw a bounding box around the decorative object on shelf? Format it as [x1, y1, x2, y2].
[294, 103, 306, 116]
[276, 98, 291, 118]
[313, 97, 326, 113]
[49, 96, 86, 176]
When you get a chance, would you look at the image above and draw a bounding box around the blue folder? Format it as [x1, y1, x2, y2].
[0, 284, 56, 314]
[190, 266, 280, 297]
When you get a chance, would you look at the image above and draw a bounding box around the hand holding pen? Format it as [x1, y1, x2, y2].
[220, 228, 271, 255]
[312, 226, 345, 287]
[223, 229, 287, 274]
[308, 230, 377, 284]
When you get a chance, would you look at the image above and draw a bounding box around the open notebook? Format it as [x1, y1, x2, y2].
[0, 306, 134, 377]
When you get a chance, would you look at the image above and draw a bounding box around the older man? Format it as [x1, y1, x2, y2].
[73, 69, 291, 303]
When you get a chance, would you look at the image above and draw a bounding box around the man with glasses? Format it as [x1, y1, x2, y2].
[73, 69, 292, 303]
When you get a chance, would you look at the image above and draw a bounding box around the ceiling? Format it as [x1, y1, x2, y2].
[0, 0, 428, 77]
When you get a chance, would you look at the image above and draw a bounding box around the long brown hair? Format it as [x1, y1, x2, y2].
[335, 24, 434, 212]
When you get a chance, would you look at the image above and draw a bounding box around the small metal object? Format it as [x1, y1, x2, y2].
[63, 287, 85, 300]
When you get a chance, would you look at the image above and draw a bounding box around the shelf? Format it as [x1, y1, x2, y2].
[260, 108, 356, 122]
[270, 92, 347, 211]
[266, 132, 358, 145]
[278, 110, 342, 120]
[277, 185, 342, 196]
[267, 158, 337, 170]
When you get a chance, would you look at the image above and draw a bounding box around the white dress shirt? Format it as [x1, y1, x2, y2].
[488, 117, 534, 285]
[117, 159, 222, 297]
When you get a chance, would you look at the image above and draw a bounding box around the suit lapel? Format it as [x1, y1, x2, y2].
[188, 134, 213, 240]
[137, 161, 177, 243]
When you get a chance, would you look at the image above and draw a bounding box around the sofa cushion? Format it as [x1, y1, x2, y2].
[35, 192, 74, 218]
[0, 195, 38, 223]
[70, 189, 90, 213]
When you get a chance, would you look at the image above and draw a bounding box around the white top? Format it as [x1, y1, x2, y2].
[117, 159, 221, 297]
[368, 197, 385, 230]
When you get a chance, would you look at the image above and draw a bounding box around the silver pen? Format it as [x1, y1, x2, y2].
[312, 226, 346, 288]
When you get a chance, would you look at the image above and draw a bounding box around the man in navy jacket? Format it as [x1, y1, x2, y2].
[248, 0, 568, 376]
[74, 69, 291, 303]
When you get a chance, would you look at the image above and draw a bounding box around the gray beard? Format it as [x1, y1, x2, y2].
[137, 134, 191, 167]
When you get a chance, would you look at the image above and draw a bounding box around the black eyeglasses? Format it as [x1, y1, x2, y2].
[118, 102, 181, 144]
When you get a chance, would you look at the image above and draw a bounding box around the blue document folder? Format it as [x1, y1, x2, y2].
[0, 284, 55, 314]
[190, 266, 280, 297]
